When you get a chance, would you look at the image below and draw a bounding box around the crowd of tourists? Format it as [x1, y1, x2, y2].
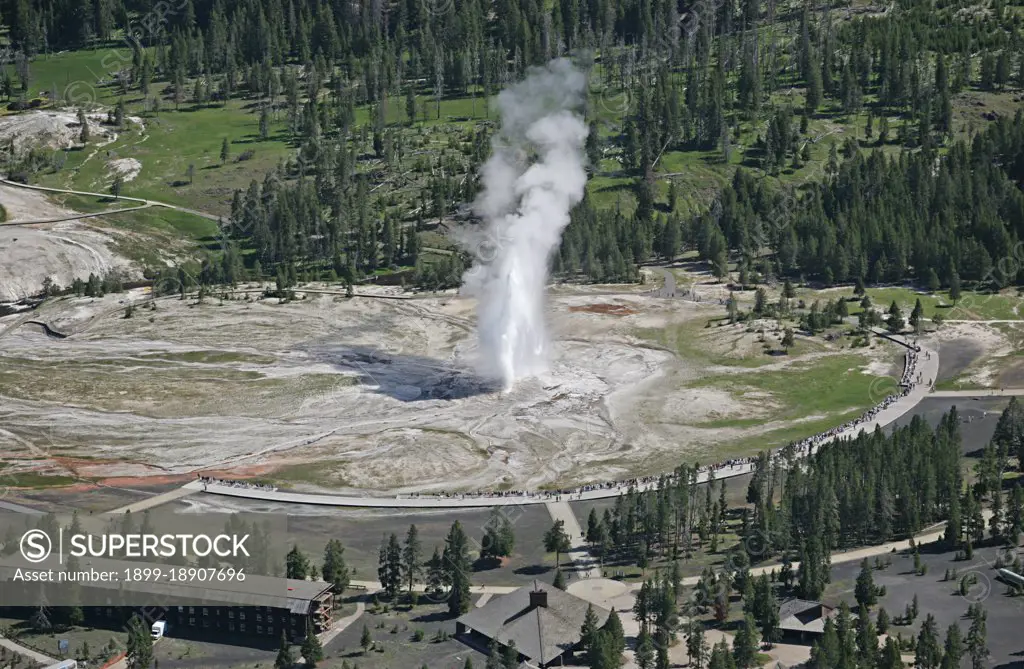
[197, 476, 277, 492]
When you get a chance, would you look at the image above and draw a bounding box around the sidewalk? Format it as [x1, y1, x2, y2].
[545, 500, 602, 579]
[0, 634, 58, 666]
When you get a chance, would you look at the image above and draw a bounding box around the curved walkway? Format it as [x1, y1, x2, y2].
[0, 202, 152, 226]
[195, 333, 940, 509]
[0, 179, 221, 222]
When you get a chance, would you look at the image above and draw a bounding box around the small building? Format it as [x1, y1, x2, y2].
[777, 598, 836, 643]
[456, 582, 610, 668]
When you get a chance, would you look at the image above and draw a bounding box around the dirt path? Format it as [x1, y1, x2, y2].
[0, 179, 221, 222]
[0, 203, 151, 226]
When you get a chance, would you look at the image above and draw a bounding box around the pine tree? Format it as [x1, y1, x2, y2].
[482, 508, 516, 560]
[360, 624, 372, 654]
[887, 301, 904, 333]
[125, 615, 153, 669]
[855, 559, 877, 609]
[543, 519, 572, 567]
[322, 539, 349, 593]
[285, 545, 309, 580]
[806, 55, 823, 113]
[580, 603, 600, 657]
[877, 607, 890, 635]
[402, 524, 423, 595]
[940, 623, 963, 669]
[635, 627, 655, 669]
[378, 533, 403, 598]
[966, 606, 988, 669]
[880, 637, 904, 669]
[274, 631, 294, 669]
[406, 84, 417, 124]
[732, 614, 759, 668]
[916, 614, 942, 669]
[78, 109, 90, 143]
[687, 621, 709, 669]
[443, 521, 473, 615]
[221, 137, 230, 164]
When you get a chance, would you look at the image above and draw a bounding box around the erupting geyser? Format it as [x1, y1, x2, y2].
[460, 58, 590, 391]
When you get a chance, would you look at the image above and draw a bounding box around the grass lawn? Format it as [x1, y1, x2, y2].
[800, 285, 1024, 322]
[683, 349, 897, 457]
[5, 47, 136, 106]
[0, 468, 77, 488]
[637, 318, 828, 368]
[689, 352, 890, 422]
[0, 616, 126, 666]
[37, 97, 296, 218]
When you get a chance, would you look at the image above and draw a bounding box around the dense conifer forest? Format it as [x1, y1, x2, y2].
[3, 0, 1024, 290]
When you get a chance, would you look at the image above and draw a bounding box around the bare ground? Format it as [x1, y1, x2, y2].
[0, 285, 891, 494]
[0, 185, 138, 301]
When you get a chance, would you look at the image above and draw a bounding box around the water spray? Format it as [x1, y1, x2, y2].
[460, 58, 589, 391]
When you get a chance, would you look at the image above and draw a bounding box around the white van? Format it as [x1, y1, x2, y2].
[151, 620, 167, 639]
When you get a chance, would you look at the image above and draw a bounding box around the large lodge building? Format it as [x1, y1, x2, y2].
[0, 554, 335, 645]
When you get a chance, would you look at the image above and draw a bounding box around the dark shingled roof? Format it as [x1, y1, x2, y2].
[457, 582, 610, 665]
[778, 598, 835, 634]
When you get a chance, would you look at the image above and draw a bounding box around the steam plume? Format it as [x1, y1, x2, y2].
[460, 58, 589, 391]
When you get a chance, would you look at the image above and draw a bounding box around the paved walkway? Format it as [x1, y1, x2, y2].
[0, 499, 44, 515]
[348, 579, 517, 596]
[318, 601, 365, 649]
[931, 389, 1024, 397]
[546, 501, 602, 578]
[105, 485, 201, 515]
[0, 634, 58, 665]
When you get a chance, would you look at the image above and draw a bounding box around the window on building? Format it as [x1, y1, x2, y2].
[256, 614, 262, 622]
[189, 617, 196, 626]
[239, 611, 246, 620]
[228, 610, 234, 619]
[240, 623, 246, 632]
[257, 625, 263, 634]
[189, 607, 195, 614]
[203, 608, 209, 616]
